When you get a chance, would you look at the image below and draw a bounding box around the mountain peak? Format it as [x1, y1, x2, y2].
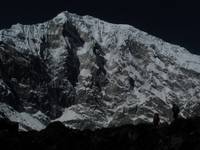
[0, 11, 200, 130]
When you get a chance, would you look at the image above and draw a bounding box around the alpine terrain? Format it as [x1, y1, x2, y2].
[0, 11, 200, 131]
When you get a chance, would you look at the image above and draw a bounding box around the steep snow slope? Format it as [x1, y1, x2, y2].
[0, 11, 200, 130]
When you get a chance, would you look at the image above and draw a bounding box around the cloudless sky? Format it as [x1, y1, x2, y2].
[0, 0, 199, 54]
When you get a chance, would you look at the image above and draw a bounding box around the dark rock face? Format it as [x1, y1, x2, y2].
[0, 19, 84, 124]
[62, 22, 84, 87]
[91, 43, 108, 91]
[0, 41, 64, 119]
[1, 117, 200, 150]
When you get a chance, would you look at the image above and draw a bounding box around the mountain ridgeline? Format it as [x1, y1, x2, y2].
[0, 11, 200, 130]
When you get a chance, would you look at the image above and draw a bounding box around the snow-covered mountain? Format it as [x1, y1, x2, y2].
[0, 11, 200, 130]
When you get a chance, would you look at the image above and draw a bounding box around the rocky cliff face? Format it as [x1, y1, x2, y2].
[0, 11, 200, 130]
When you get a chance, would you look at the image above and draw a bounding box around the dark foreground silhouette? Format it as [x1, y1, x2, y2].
[1, 117, 200, 150]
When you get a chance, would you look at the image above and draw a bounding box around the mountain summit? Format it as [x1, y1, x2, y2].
[0, 11, 200, 130]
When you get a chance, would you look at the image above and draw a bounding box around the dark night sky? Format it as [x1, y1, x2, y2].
[0, 0, 200, 54]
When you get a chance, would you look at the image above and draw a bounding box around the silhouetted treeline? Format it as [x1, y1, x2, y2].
[1, 117, 200, 150]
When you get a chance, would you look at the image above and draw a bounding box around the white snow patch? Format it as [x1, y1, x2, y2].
[77, 42, 91, 55]
[20, 112, 45, 130]
[80, 68, 91, 77]
[54, 108, 83, 122]
[0, 103, 45, 131]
